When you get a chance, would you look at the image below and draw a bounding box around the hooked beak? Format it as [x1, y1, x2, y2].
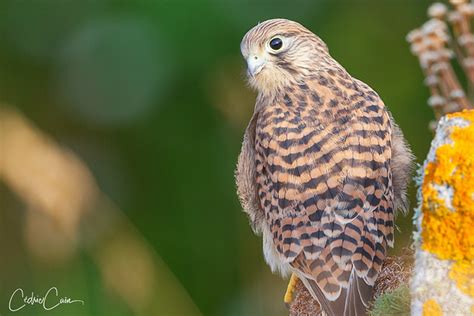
[246, 55, 265, 77]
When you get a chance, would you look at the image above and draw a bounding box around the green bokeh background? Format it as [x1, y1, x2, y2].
[0, 1, 436, 315]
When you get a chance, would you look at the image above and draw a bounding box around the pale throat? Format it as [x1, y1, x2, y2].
[251, 66, 307, 100]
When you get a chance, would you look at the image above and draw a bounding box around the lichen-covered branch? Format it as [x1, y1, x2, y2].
[411, 110, 474, 315]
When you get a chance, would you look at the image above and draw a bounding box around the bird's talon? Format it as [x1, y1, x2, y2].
[284, 273, 299, 304]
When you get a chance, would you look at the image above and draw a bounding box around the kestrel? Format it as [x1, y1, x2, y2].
[235, 19, 413, 316]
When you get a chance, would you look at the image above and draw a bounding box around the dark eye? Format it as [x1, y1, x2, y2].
[269, 37, 283, 50]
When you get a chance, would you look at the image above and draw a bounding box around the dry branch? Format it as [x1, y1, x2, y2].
[407, 1, 474, 131]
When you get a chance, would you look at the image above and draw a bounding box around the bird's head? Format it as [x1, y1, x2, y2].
[241, 19, 331, 96]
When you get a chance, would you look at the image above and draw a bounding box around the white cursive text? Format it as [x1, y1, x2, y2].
[9, 287, 84, 312]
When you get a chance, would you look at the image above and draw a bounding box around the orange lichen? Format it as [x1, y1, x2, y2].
[449, 260, 474, 297]
[421, 110, 474, 298]
[422, 299, 442, 316]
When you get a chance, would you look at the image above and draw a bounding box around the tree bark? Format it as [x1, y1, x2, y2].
[411, 111, 474, 316]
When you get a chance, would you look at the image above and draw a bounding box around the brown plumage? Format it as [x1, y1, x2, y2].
[235, 19, 414, 316]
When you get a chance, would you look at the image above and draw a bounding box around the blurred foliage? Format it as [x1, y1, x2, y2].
[0, 1, 434, 315]
[370, 285, 411, 316]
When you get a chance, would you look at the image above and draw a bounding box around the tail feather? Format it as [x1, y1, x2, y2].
[300, 271, 373, 316]
[300, 277, 345, 316]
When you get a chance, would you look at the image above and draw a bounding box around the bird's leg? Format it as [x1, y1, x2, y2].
[284, 273, 299, 304]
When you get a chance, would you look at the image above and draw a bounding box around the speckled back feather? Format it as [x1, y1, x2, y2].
[254, 68, 394, 293]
